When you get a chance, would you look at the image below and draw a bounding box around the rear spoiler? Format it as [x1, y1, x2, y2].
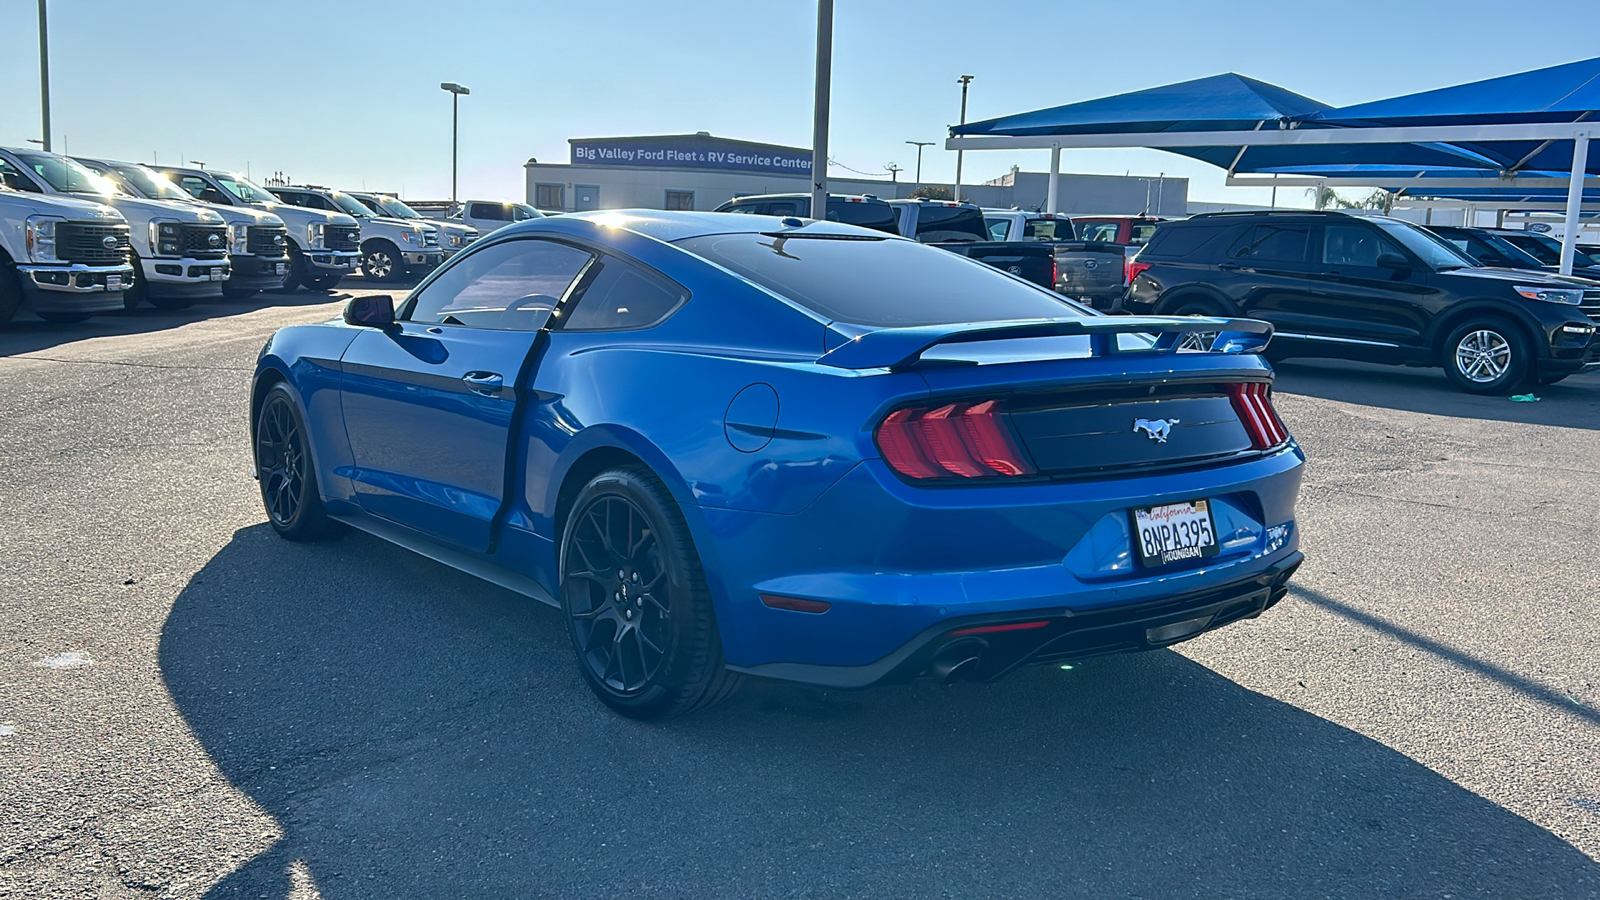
[816, 316, 1273, 371]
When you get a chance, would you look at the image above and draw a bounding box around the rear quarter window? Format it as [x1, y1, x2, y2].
[1142, 224, 1231, 260]
[911, 205, 988, 242]
[831, 202, 899, 234]
[560, 257, 688, 332]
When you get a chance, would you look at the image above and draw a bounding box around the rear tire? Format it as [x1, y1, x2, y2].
[255, 383, 343, 541]
[1441, 318, 1533, 394]
[559, 466, 740, 720]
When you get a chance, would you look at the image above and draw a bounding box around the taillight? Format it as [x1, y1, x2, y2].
[875, 399, 1035, 480]
[1127, 259, 1152, 284]
[1226, 382, 1289, 449]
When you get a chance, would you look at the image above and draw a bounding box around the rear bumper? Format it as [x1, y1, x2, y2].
[698, 444, 1305, 677]
[732, 554, 1302, 688]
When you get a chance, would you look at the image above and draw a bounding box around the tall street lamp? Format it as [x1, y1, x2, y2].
[953, 75, 973, 202]
[906, 141, 932, 188]
[37, 0, 51, 152]
[440, 82, 470, 201]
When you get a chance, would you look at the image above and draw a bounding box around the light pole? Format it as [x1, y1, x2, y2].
[440, 82, 470, 201]
[906, 141, 932, 188]
[953, 75, 974, 202]
[810, 0, 833, 220]
[37, 0, 51, 152]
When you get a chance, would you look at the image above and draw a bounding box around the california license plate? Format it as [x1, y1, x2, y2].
[1132, 500, 1219, 567]
[210, 268, 225, 281]
[275, 263, 287, 275]
[106, 275, 122, 290]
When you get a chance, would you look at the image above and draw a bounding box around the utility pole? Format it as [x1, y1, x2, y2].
[810, 0, 833, 220]
[886, 163, 902, 184]
[441, 82, 470, 201]
[37, 0, 51, 152]
[953, 75, 974, 202]
[906, 141, 932, 187]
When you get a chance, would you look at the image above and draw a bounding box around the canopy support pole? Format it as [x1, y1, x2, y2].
[1561, 131, 1590, 275]
[1046, 144, 1060, 214]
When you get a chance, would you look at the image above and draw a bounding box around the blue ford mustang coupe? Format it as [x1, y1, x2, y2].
[251, 210, 1304, 719]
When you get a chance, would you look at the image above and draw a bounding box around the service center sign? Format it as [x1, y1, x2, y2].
[570, 136, 812, 176]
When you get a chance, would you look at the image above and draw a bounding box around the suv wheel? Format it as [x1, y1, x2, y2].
[1442, 318, 1531, 394]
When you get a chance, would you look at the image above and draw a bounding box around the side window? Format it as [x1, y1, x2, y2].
[470, 203, 510, 221]
[1229, 223, 1310, 264]
[561, 256, 688, 332]
[1022, 219, 1073, 241]
[986, 219, 1010, 241]
[766, 200, 801, 217]
[0, 158, 41, 192]
[722, 202, 759, 215]
[1322, 223, 1397, 268]
[1130, 223, 1159, 245]
[404, 239, 593, 331]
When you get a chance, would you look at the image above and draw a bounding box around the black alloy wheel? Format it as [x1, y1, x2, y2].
[361, 242, 402, 282]
[255, 383, 341, 541]
[560, 466, 740, 719]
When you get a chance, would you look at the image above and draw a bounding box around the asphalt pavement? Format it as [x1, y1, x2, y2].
[1, 286, 1597, 898]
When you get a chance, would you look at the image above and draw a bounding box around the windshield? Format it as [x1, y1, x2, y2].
[1508, 231, 1600, 268]
[1475, 232, 1547, 268]
[214, 174, 281, 204]
[14, 151, 119, 197]
[511, 203, 542, 221]
[111, 165, 193, 202]
[361, 195, 422, 219]
[674, 232, 1081, 327]
[1369, 218, 1477, 270]
[328, 191, 378, 217]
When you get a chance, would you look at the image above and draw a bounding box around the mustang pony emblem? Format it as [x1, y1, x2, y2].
[1132, 418, 1180, 442]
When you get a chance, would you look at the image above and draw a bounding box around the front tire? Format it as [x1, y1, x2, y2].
[306, 273, 343, 291]
[255, 383, 343, 541]
[1442, 318, 1532, 394]
[361, 241, 403, 282]
[0, 264, 24, 328]
[274, 247, 306, 293]
[559, 466, 740, 720]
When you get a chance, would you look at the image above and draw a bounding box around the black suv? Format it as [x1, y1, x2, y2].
[714, 193, 899, 234]
[1126, 211, 1599, 392]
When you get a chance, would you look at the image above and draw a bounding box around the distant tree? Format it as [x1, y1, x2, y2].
[908, 185, 953, 200]
[1305, 185, 1361, 210]
[1360, 189, 1397, 214]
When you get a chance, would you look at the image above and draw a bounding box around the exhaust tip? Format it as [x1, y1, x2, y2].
[928, 640, 985, 684]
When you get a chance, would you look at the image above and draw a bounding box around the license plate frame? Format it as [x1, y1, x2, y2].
[1131, 499, 1220, 568]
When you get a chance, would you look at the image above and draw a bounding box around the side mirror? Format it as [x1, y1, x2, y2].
[1375, 252, 1410, 271]
[344, 295, 395, 329]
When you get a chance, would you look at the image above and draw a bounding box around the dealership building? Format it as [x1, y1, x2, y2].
[523, 133, 1187, 216]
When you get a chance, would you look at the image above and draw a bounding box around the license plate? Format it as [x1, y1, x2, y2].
[106, 275, 122, 290]
[275, 263, 287, 275]
[210, 268, 225, 281]
[1132, 499, 1219, 567]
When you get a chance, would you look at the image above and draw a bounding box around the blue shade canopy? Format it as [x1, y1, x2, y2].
[950, 73, 1328, 137]
[1303, 57, 1600, 128]
[1167, 140, 1503, 174]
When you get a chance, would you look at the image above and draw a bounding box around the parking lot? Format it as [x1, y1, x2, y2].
[1, 284, 1598, 898]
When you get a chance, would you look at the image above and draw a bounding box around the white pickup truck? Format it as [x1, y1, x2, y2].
[2, 147, 228, 310]
[0, 183, 132, 326]
[267, 185, 441, 283]
[447, 199, 543, 236]
[155, 166, 361, 292]
[980, 209, 1077, 242]
[348, 192, 477, 259]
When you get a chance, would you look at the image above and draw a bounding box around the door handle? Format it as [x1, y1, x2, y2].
[461, 371, 504, 396]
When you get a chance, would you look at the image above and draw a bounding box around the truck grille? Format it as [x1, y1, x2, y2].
[246, 225, 289, 256]
[179, 224, 229, 259]
[422, 229, 439, 247]
[326, 224, 360, 251]
[1582, 289, 1600, 324]
[56, 223, 130, 264]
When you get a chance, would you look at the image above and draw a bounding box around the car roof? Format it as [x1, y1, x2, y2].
[513, 209, 894, 243]
[726, 192, 884, 202]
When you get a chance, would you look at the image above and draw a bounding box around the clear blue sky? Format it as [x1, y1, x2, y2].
[1, 0, 1593, 206]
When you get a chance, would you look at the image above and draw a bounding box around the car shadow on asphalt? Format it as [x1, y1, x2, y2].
[0, 290, 344, 358]
[1271, 358, 1600, 429]
[160, 525, 1600, 898]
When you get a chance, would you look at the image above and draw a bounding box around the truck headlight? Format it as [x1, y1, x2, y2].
[1514, 285, 1583, 306]
[227, 223, 250, 255]
[308, 222, 326, 249]
[150, 220, 182, 256]
[398, 230, 419, 245]
[24, 216, 63, 263]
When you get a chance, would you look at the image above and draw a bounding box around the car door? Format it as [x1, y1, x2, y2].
[337, 237, 595, 551]
[1302, 220, 1432, 351]
[1218, 221, 1317, 326]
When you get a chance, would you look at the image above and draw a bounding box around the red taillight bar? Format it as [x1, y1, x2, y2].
[1127, 259, 1152, 284]
[951, 620, 1051, 636]
[1226, 382, 1289, 449]
[875, 399, 1035, 481]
